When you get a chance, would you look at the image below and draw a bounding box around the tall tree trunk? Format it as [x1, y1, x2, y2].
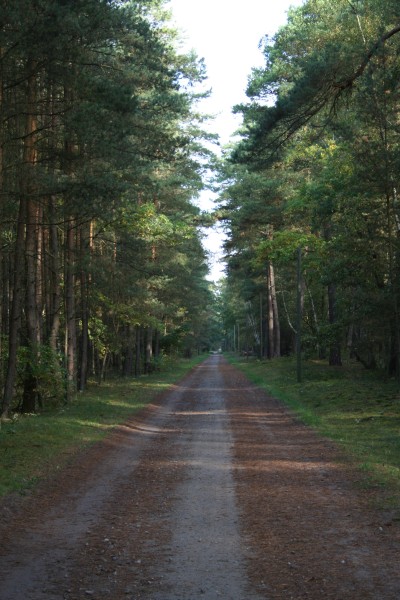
[79, 281, 89, 392]
[1, 254, 10, 337]
[328, 282, 342, 366]
[259, 292, 264, 358]
[21, 60, 41, 411]
[46, 83, 61, 351]
[78, 223, 90, 392]
[269, 263, 281, 357]
[267, 269, 274, 359]
[63, 83, 78, 399]
[22, 197, 42, 413]
[48, 197, 61, 351]
[1, 200, 25, 417]
[386, 191, 400, 380]
[0, 47, 3, 197]
[24, 202, 41, 347]
[145, 326, 153, 373]
[135, 325, 141, 377]
[22, 67, 42, 411]
[123, 324, 134, 376]
[154, 328, 160, 365]
[36, 204, 44, 340]
[0, 44, 4, 349]
[65, 218, 77, 399]
[0, 253, 5, 376]
[322, 220, 342, 367]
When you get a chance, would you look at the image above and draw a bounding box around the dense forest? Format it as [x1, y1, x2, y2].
[218, 0, 400, 381]
[0, 0, 221, 417]
[1, 0, 399, 418]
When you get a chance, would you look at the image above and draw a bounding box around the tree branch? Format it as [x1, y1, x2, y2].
[335, 24, 400, 92]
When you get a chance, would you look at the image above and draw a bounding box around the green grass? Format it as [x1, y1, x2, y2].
[0, 354, 206, 498]
[228, 354, 400, 511]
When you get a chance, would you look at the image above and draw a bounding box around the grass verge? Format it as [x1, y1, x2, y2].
[228, 354, 400, 512]
[0, 354, 206, 499]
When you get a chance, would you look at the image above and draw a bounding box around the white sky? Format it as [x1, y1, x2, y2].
[168, 0, 305, 280]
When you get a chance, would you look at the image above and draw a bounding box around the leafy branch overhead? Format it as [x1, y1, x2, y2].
[235, 1, 400, 157]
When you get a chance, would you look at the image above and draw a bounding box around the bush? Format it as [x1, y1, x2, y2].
[15, 344, 67, 411]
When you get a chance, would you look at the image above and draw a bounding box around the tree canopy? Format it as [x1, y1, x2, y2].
[0, 0, 220, 416]
[219, 0, 400, 377]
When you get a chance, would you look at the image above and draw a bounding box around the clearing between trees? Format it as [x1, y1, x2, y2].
[0, 355, 399, 599]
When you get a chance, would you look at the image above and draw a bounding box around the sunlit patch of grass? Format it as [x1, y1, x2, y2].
[228, 354, 400, 511]
[0, 354, 205, 498]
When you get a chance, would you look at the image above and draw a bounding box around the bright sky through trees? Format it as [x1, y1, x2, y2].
[169, 0, 304, 145]
[168, 0, 304, 280]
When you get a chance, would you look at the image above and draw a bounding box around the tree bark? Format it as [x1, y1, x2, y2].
[21, 60, 41, 412]
[267, 263, 280, 358]
[145, 327, 153, 374]
[154, 328, 160, 363]
[269, 263, 281, 357]
[1, 200, 25, 417]
[48, 197, 61, 351]
[78, 224, 90, 392]
[267, 266, 274, 359]
[22, 197, 42, 413]
[25, 200, 41, 347]
[328, 282, 342, 366]
[135, 325, 141, 377]
[123, 324, 134, 376]
[65, 218, 77, 399]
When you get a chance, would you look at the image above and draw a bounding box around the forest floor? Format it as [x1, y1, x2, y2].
[0, 355, 399, 600]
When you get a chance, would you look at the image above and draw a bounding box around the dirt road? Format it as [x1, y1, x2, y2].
[0, 355, 399, 599]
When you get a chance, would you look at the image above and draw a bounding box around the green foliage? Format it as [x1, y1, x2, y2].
[0, 0, 218, 414]
[239, 0, 400, 155]
[219, 0, 400, 376]
[256, 230, 324, 265]
[14, 345, 67, 411]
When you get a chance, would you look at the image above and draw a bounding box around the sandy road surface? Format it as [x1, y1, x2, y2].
[0, 355, 399, 599]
